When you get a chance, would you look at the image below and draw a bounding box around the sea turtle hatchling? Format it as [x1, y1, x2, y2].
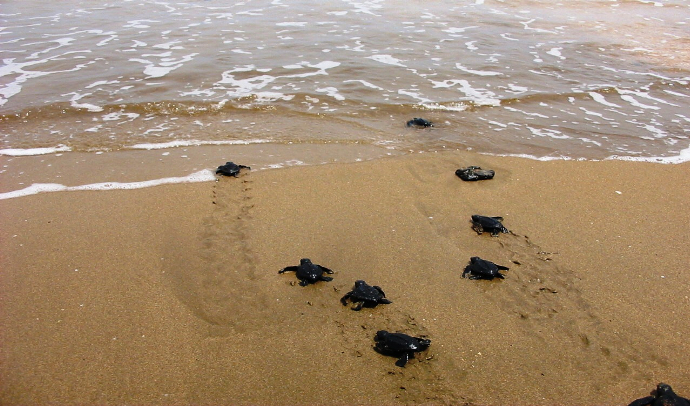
[340, 280, 392, 311]
[455, 166, 495, 181]
[406, 117, 433, 128]
[279, 258, 334, 286]
[627, 383, 690, 406]
[216, 161, 250, 177]
[463, 256, 509, 280]
[374, 330, 431, 367]
[471, 214, 509, 236]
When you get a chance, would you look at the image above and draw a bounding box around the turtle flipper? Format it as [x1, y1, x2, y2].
[395, 353, 410, 367]
[352, 302, 364, 311]
[319, 266, 335, 274]
[379, 298, 392, 305]
[340, 294, 351, 306]
[320, 276, 333, 282]
[497, 265, 510, 271]
[298, 279, 309, 286]
[374, 286, 386, 296]
[279, 266, 299, 274]
[626, 396, 655, 406]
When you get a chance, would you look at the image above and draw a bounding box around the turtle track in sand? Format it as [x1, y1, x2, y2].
[332, 301, 467, 405]
[164, 172, 281, 336]
[488, 232, 669, 385]
[403, 159, 668, 390]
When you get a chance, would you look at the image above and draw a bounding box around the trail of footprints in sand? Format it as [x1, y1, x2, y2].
[187, 160, 666, 402]
[494, 233, 668, 382]
[406, 161, 669, 387]
[198, 170, 461, 402]
[185, 174, 277, 333]
[334, 299, 463, 404]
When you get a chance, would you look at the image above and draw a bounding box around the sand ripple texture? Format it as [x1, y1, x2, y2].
[145, 152, 688, 405]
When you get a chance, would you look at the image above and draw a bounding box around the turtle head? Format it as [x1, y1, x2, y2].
[299, 258, 313, 266]
[354, 280, 366, 287]
[375, 330, 390, 341]
[656, 383, 674, 396]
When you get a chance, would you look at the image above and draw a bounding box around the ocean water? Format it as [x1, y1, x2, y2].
[1, 0, 690, 197]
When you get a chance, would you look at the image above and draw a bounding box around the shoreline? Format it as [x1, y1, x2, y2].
[2, 142, 690, 200]
[1, 150, 689, 405]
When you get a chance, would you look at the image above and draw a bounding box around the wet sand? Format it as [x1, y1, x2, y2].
[1, 150, 689, 405]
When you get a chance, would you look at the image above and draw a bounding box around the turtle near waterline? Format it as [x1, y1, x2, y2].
[456, 166, 495, 181]
[216, 161, 250, 177]
[406, 118, 433, 128]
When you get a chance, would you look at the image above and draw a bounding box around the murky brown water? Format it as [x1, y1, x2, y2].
[1, 0, 689, 197]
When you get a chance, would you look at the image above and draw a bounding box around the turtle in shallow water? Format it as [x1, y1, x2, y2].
[279, 258, 334, 286]
[627, 383, 690, 406]
[216, 161, 250, 177]
[463, 256, 509, 280]
[406, 117, 433, 128]
[456, 166, 495, 181]
[374, 330, 431, 367]
[471, 214, 509, 236]
[340, 280, 392, 310]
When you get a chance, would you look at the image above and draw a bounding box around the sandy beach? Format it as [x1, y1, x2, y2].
[1, 150, 689, 405]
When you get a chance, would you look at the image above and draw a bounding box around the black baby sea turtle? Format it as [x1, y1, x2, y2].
[216, 161, 250, 177]
[340, 280, 392, 311]
[406, 118, 433, 128]
[471, 214, 509, 236]
[463, 256, 509, 280]
[456, 166, 495, 181]
[374, 330, 431, 367]
[279, 258, 334, 286]
[628, 383, 690, 406]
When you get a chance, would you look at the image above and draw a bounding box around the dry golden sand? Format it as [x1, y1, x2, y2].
[1, 150, 689, 405]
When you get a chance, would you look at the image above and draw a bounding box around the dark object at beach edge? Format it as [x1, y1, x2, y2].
[456, 166, 495, 181]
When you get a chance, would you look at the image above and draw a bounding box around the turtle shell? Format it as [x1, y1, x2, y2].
[463, 256, 509, 280]
[406, 118, 433, 128]
[216, 162, 250, 177]
[471, 215, 509, 235]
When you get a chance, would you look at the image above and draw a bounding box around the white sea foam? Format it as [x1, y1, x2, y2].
[130, 52, 199, 78]
[620, 95, 660, 110]
[367, 55, 406, 67]
[605, 144, 690, 164]
[443, 26, 479, 34]
[67, 92, 103, 112]
[526, 126, 570, 140]
[504, 106, 549, 118]
[397, 89, 432, 104]
[0, 170, 216, 200]
[455, 63, 502, 76]
[546, 47, 565, 59]
[420, 103, 467, 112]
[589, 91, 621, 108]
[276, 22, 308, 27]
[343, 79, 384, 90]
[316, 87, 345, 101]
[482, 152, 575, 161]
[0, 145, 72, 156]
[129, 139, 271, 150]
[456, 80, 501, 106]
